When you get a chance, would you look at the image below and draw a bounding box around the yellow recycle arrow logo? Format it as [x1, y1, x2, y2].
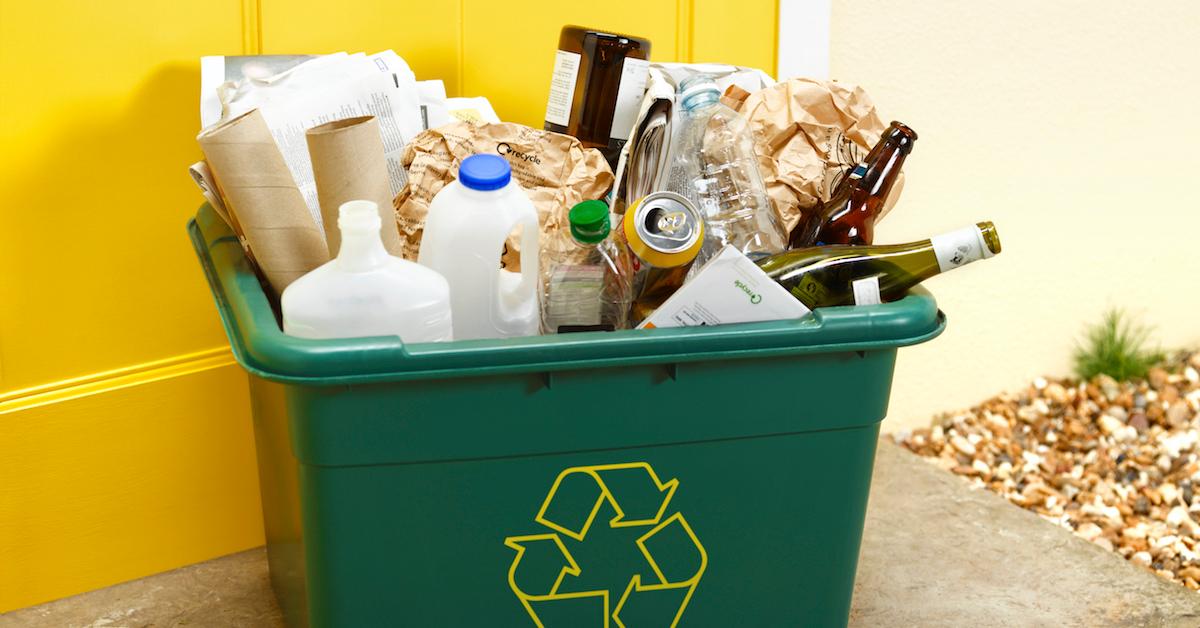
[504, 462, 707, 628]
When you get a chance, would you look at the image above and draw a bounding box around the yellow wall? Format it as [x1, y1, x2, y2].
[0, 0, 777, 612]
[828, 1, 1200, 431]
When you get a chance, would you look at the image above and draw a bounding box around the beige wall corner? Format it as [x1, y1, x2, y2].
[825, 0, 1200, 431]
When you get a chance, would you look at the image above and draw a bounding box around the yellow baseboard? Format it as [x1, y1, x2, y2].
[0, 359, 264, 612]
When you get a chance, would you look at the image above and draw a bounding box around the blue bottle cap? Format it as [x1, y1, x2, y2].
[458, 154, 511, 191]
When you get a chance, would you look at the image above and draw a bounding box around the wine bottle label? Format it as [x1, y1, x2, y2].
[931, 225, 989, 272]
[610, 57, 651, 140]
[545, 50, 581, 127]
[852, 275, 882, 306]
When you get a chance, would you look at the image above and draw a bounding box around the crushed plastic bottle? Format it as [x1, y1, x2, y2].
[666, 73, 787, 270]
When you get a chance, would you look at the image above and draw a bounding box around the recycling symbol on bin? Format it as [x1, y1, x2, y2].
[504, 462, 707, 627]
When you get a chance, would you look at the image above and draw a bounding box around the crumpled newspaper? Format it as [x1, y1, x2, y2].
[394, 121, 613, 266]
[737, 78, 903, 232]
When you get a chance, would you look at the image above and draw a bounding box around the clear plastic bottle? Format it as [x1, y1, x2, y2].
[666, 74, 787, 269]
[281, 200, 453, 342]
[541, 200, 633, 333]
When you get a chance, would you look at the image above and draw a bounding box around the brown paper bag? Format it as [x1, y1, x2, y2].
[198, 109, 329, 296]
[738, 78, 903, 232]
[305, 116, 405, 257]
[394, 121, 613, 265]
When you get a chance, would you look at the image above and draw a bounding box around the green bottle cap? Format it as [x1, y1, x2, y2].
[568, 200, 611, 244]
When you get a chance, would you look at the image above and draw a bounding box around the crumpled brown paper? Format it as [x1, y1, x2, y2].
[393, 121, 614, 265]
[737, 78, 902, 232]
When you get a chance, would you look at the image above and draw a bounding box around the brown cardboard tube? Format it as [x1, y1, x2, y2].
[198, 109, 330, 297]
[306, 116, 404, 256]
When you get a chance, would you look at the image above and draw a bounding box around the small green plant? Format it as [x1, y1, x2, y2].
[1072, 309, 1163, 381]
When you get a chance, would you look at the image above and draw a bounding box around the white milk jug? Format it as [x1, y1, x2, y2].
[418, 154, 540, 340]
[282, 200, 453, 342]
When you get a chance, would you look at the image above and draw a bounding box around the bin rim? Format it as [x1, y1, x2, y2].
[188, 204, 945, 385]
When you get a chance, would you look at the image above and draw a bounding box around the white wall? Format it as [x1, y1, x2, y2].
[818, 1, 1200, 430]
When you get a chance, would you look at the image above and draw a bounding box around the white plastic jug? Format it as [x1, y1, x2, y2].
[282, 200, 453, 342]
[418, 154, 540, 340]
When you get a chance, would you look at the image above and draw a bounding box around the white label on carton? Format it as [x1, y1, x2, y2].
[638, 246, 811, 329]
[610, 57, 651, 140]
[852, 276, 882, 306]
[545, 50, 581, 127]
[931, 225, 987, 272]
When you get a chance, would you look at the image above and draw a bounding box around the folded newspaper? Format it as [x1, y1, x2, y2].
[197, 52, 504, 234]
[198, 52, 425, 230]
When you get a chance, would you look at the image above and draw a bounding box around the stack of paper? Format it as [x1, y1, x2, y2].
[199, 51, 425, 230]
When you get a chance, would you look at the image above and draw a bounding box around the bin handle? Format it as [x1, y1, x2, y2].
[189, 204, 945, 384]
[189, 204, 413, 373]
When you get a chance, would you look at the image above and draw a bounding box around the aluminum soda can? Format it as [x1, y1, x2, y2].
[621, 191, 705, 268]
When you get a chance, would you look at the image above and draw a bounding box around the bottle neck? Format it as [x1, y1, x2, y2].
[682, 91, 720, 112]
[336, 225, 391, 272]
[858, 135, 912, 202]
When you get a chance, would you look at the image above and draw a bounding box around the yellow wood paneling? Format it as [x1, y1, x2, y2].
[259, 0, 462, 95]
[692, 0, 778, 75]
[0, 0, 245, 393]
[0, 363, 263, 612]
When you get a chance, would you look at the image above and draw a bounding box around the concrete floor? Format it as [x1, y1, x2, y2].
[5, 441, 1200, 627]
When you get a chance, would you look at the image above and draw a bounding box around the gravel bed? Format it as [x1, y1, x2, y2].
[896, 351, 1200, 590]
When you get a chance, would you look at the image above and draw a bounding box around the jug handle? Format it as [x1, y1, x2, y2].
[493, 214, 539, 323]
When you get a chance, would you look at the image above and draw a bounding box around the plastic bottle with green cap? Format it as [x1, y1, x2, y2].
[540, 200, 634, 333]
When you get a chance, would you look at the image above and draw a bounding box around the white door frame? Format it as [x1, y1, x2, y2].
[777, 0, 831, 80]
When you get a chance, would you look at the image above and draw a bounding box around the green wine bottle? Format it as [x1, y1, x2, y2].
[757, 222, 1001, 309]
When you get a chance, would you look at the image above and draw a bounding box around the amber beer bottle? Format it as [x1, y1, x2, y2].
[543, 26, 651, 169]
[788, 121, 917, 249]
[760, 222, 1001, 309]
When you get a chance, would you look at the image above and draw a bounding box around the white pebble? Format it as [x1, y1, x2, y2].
[1123, 525, 1148, 540]
[967, 433, 983, 446]
[1116, 426, 1139, 443]
[1034, 376, 1048, 389]
[1154, 534, 1180, 549]
[1161, 431, 1198, 458]
[1082, 501, 1123, 523]
[972, 459, 991, 476]
[950, 435, 976, 456]
[1098, 414, 1124, 435]
[1162, 483, 1180, 504]
[1167, 506, 1192, 528]
[997, 462, 1015, 480]
[1158, 454, 1174, 472]
[1131, 551, 1153, 567]
[1185, 367, 1199, 384]
[1076, 522, 1103, 541]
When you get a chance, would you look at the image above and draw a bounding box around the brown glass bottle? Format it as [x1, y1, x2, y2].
[788, 121, 917, 249]
[543, 26, 651, 169]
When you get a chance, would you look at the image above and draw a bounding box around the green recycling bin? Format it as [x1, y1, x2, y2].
[188, 203, 944, 628]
